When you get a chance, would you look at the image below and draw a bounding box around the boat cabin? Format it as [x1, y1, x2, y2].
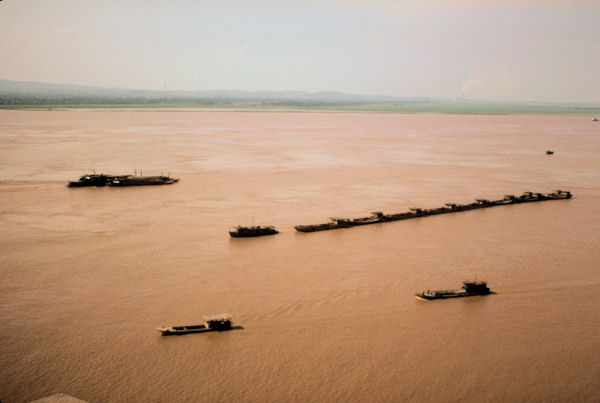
[203, 314, 232, 330]
[444, 203, 457, 210]
[462, 281, 490, 295]
[409, 207, 423, 214]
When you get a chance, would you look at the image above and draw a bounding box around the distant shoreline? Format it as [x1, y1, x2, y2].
[2, 103, 600, 115]
[2, 79, 598, 115]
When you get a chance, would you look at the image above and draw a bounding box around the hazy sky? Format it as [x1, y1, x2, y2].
[1, 0, 599, 103]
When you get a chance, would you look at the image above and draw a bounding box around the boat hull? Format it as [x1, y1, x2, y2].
[157, 315, 235, 335]
[157, 325, 210, 335]
[229, 231, 278, 238]
[415, 292, 490, 300]
[294, 223, 352, 232]
[68, 181, 107, 187]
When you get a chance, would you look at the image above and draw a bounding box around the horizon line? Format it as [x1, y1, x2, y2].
[2, 78, 600, 107]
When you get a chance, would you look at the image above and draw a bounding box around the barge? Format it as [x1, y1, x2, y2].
[295, 217, 353, 233]
[157, 314, 233, 335]
[109, 175, 179, 186]
[294, 190, 571, 233]
[415, 281, 493, 300]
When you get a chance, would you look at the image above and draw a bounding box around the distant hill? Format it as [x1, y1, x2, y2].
[1, 79, 599, 115]
[0, 79, 395, 103]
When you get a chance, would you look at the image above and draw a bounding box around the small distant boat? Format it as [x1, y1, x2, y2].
[546, 150, 554, 155]
[229, 225, 279, 237]
[415, 281, 493, 300]
[592, 117, 598, 122]
[157, 314, 233, 335]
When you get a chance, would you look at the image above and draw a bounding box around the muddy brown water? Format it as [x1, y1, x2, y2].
[1, 110, 599, 402]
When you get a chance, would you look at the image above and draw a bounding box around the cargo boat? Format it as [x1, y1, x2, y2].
[229, 225, 279, 237]
[415, 281, 493, 300]
[109, 175, 179, 186]
[294, 190, 571, 233]
[350, 211, 389, 226]
[295, 217, 353, 232]
[157, 314, 233, 335]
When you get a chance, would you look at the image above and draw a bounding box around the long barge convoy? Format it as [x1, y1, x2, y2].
[294, 190, 572, 233]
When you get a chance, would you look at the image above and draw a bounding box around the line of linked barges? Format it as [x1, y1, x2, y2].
[294, 190, 572, 233]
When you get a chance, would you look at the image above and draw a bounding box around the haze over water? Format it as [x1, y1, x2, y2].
[0, 110, 599, 402]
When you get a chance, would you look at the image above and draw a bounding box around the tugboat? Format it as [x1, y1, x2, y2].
[157, 314, 233, 335]
[229, 225, 279, 238]
[67, 173, 115, 187]
[415, 281, 493, 300]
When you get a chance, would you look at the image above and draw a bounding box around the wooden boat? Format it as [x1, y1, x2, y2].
[157, 314, 233, 335]
[415, 281, 493, 300]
